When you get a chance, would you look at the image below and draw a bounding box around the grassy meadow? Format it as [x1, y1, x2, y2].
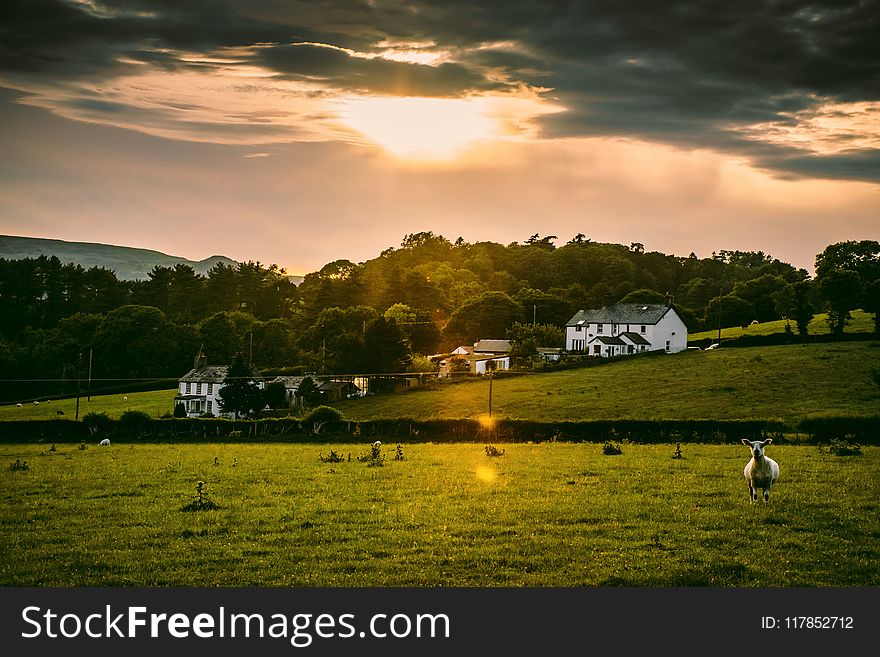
[1, 441, 877, 587]
[333, 342, 880, 425]
[0, 388, 176, 422]
[688, 309, 874, 341]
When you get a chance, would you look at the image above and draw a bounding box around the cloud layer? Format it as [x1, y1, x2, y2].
[1, 0, 878, 180]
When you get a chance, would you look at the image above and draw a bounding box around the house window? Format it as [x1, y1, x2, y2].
[597, 324, 603, 334]
[665, 340, 671, 352]
[185, 382, 191, 394]
[575, 325, 582, 332]
[207, 383, 213, 395]
[640, 325, 646, 333]
[207, 400, 212, 414]
[593, 345, 601, 354]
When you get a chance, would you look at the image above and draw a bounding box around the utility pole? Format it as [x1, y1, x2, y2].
[488, 370, 493, 418]
[533, 304, 537, 325]
[75, 352, 82, 421]
[87, 349, 93, 402]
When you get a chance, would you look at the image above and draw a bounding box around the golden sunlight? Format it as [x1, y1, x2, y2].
[475, 465, 498, 484]
[342, 96, 498, 160]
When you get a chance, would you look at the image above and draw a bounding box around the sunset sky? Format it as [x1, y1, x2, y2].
[1, 0, 877, 275]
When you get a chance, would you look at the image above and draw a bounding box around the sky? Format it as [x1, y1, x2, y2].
[0, 0, 878, 276]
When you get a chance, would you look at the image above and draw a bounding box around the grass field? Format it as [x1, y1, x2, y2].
[689, 309, 874, 342]
[0, 441, 877, 587]
[0, 388, 176, 422]
[332, 342, 880, 424]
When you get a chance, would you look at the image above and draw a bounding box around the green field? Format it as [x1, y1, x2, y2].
[689, 309, 874, 342]
[0, 441, 877, 586]
[3, 342, 878, 426]
[332, 342, 880, 425]
[0, 388, 176, 422]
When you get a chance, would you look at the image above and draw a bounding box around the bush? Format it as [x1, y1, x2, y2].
[302, 406, 345, 433]
[173, 403, 187, 418]
[120, 410, 151, 426]
[82, 411, 112, 435]
[819, 439, 862, 456]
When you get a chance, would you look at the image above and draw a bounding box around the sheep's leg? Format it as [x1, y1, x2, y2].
[763, 485, 771, 503]
[748, 481, 757, 503]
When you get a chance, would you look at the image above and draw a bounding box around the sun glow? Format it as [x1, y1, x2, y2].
[342, 96, 499, 160]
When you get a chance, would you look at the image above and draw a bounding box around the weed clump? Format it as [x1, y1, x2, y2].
[10, 458, 29, 471]
[485, 444, 505, 457]
[180, 481, 220, 512]
[819, 439, 862, 456]
[602, 441, 623, 455]
[357, 441, 385, 467]
[394, 444, 405, 461]
[319, 450, 345, 463]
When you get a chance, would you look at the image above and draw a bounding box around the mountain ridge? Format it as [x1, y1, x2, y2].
[1, 234, 238, 281]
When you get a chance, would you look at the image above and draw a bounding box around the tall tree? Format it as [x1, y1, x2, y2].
[217, 353, 263, 418]
[819, 270, 862, 335]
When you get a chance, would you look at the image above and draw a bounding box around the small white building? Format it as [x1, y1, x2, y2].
[565, 303, 687, 357]
[175, 355, 264, 418]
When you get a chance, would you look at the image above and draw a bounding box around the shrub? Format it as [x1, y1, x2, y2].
[82, 412, 112, 435]
[173, 403, 187, 418]
[120, 410, 151, 428]
[180, 481, 220, 511]
[303, 405, 344, 433]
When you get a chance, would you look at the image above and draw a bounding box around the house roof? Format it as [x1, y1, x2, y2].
[269, 376, 306, 389]
[537, 347, 563, 354]
[567, 303, 672, 326]
[473, 339, 511, 353]
[588, 335, 627, 346]
[619, 331, 651, 345]
[179, 366, 229, 383]
[179, 365, 262, 383]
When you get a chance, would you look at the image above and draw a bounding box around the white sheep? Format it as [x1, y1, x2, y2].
[372, 440, 382, 449]
[123, 396, 128, 401]
[33, 401, 39, 405]
[99, 438, 111, 446]
[16, 403, 22, 408]
[742, 438, 779, 503]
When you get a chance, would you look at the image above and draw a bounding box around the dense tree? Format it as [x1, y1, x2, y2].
[443, 291, 522, 346]
[360, 317, 409, 373]
[819, 270, 863, 335]
[862, 279, 880, 334]
[705, 295, 756, 330]
[815, 240, 880, 281]
[772, 281, 816, 338]
[217, 353, 263, 418]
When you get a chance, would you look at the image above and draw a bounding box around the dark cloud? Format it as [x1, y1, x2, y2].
[1, 0, 877, 181]
[258, 43, 500, 96]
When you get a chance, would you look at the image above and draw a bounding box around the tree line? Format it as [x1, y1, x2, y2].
[0, 235, 877, 402]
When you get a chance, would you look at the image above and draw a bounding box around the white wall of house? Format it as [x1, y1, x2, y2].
[177, 379, 265, 418]
[566, 309, 687, 356]
[474, 357, 510, 374]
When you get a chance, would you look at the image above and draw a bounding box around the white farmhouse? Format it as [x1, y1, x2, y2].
[175, 355, 264, 418]
[565, 303, 688, 357]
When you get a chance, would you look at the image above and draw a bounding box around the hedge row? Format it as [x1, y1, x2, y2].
[1, 415, 876, 445]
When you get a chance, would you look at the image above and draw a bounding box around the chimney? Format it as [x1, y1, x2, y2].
[194, 348, 207, 370]
[665, 292, 674, 308]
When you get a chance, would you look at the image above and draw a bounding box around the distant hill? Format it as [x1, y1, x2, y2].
[0, 235, 239, 281]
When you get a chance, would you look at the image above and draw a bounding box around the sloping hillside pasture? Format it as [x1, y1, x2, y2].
[332, 342, 880, 425]
[2, 342, 878, 426]
[0, 388, 176, 421]
[688, 309, 874, 342]
[1, 442, 877, 586]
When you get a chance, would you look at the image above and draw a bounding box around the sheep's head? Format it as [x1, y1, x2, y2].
[742, 438, 772, 459]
